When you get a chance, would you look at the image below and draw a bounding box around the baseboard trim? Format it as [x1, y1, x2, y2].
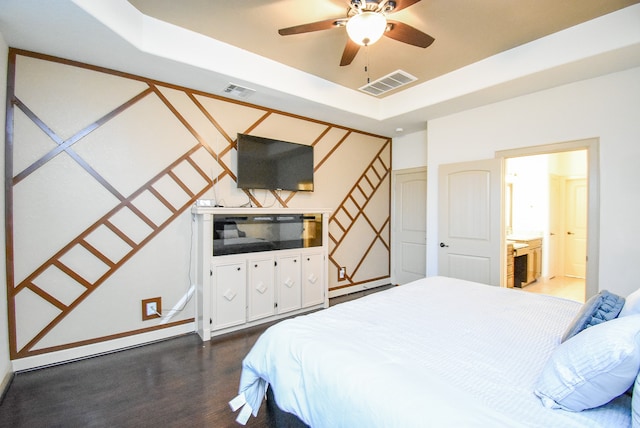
[328, 279, 391, 298]
[12, 322, 194, 372]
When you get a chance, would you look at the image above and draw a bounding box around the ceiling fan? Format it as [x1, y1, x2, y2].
[278, 0, 434, 66]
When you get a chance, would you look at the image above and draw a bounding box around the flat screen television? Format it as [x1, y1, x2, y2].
[236, 133, 314, 192]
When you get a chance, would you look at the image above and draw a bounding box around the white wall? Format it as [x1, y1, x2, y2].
[507, 155, 549, 236]
[0, 32, 12, 390]
[427, 66, 640, 297]
[392, 129, 428, 171]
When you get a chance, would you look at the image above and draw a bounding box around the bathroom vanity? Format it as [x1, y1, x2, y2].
[508, 236, 542, 287]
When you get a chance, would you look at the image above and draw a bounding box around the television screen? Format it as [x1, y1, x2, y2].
[236, 133, 314, 192]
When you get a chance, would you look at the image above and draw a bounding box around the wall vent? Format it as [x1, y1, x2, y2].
[358, 70, 417, 96]
[223, 83, 256, 98]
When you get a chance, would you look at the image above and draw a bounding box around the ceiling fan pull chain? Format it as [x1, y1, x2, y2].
[365, 46, 371, 83]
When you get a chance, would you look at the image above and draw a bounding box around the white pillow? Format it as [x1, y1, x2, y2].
[534, 314, 640, 411]
[620, 288, 640, 317]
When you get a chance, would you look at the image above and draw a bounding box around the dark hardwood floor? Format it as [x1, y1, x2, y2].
[0, 330, 268, 428]
[0, 285, 393, 428]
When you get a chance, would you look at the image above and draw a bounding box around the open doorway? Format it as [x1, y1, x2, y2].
[505, 150, 587, 302]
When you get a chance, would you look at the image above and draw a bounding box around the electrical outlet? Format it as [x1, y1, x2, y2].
[338, 266, 346, 281]
[142, 297, 162, 321]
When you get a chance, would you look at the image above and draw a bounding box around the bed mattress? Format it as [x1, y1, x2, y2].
[237, 276, 631, 427]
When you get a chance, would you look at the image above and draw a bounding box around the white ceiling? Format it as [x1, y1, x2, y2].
[1, 0, 640, 137]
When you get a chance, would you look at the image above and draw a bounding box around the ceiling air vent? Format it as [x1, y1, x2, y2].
[359, 70, 417, 96]
[223, 83, 256, 99]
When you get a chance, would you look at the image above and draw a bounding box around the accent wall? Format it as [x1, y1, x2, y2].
[4, 49, 391, 368]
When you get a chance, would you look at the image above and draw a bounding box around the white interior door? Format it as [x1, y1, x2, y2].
[438, 159, 503, 286]
[565, 178, 587, 278]
[548, 175, 561, 279]
[393, 168, 427, 284]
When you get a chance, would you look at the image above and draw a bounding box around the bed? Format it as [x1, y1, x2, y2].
[230, 276, 640, 427]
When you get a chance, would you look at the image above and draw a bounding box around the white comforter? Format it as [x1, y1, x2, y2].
[236, 276, 631, 427]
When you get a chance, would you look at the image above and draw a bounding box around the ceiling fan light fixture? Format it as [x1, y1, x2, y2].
[346, 12, 387, 46]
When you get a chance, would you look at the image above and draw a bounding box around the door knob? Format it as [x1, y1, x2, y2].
[440, 242, 449, 248]
[567, 231, 575, 235]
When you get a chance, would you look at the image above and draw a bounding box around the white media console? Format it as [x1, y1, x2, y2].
[192, 207, 331, 340]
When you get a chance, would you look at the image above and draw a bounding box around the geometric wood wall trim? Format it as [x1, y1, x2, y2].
[4, 48, 391, 359]
[6, 54, 213, 359]
[329, 142, 391, 289]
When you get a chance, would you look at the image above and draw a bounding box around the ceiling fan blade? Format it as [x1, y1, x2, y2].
[340, 39, 361, 66]
[385, 20, 434, 48]
[390, 0, 422, 13]
[278, 18, 346, 36]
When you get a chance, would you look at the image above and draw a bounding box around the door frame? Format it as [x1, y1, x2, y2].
[391, 166, 427, 285]
[496, 138, 599, 299]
